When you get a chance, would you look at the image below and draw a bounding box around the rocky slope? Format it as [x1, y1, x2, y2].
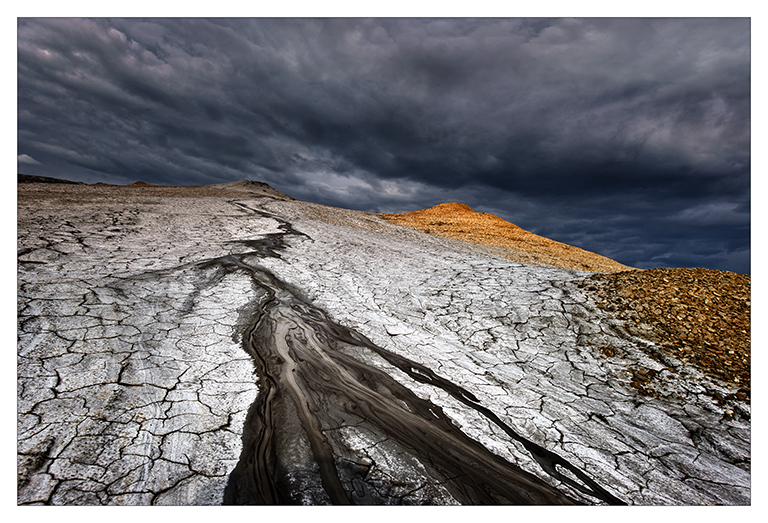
[582, 269, 750, 393]
[17, 180, 750, 505]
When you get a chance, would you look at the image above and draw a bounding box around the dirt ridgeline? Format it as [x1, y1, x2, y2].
[18, 177, 295, 202]
[379, 202, 634, 273]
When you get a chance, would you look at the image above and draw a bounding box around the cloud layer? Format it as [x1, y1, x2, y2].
[17, 18, 750, 273]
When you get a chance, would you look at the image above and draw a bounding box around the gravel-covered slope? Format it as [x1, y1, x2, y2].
[582, 269, 750, 393]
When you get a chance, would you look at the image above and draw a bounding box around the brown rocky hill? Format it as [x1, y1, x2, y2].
[380, 202, 634, 273]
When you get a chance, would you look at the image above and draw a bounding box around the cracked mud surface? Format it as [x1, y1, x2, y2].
[18, 182, 750, 505]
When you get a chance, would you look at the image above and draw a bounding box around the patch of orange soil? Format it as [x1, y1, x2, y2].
[380, 202, 634, 273]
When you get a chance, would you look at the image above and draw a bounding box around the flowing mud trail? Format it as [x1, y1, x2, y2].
[218, 253, 620, 505]
[209, 203, 620, 504]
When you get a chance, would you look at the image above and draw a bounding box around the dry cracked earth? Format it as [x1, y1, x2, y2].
[17, 179, 750, 506]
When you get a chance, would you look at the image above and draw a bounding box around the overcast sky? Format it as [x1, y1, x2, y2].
[17, 17, 751, 273]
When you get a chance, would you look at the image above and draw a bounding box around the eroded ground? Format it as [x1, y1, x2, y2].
[18, 182, 750, 505]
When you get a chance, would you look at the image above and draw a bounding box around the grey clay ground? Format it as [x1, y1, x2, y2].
[17, 183, 749, 505]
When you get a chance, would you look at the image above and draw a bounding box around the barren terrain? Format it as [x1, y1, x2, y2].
[18, 180, 750, 505]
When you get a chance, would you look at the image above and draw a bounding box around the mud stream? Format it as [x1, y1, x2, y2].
[213, 202, 624, 505]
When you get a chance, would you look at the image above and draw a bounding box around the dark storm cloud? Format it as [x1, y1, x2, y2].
[17, 17, 750, 273]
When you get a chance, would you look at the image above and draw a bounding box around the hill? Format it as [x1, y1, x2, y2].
[380, 202, 634, 272]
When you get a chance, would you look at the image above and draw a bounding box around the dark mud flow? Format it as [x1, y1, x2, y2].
[217, 202, 624, 505]
[208, 258, 621, 505]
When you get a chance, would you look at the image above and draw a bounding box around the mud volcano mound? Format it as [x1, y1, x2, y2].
[380, 203, 634, 273]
